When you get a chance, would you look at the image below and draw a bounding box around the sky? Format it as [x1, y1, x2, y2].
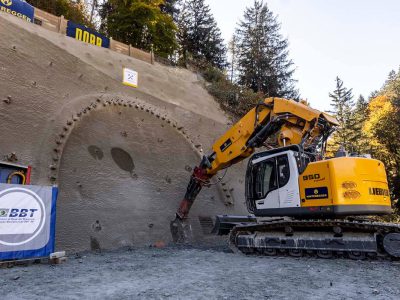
[205, 0, 400, 112]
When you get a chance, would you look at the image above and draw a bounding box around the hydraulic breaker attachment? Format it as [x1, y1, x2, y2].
[171, 157, 212, 243]
[170, 218, 193, 244]
[212, 215, 257, 235]
[174, 155, 213, 220]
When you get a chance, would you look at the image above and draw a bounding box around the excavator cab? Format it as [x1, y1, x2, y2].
[245, 146, 392, 219]
[246, 147, 302, 215]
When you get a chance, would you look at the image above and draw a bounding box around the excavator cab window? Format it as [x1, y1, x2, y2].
[250, 158, 277, 200]
[262, 159, 277, 197]
[277, 155, 290, 187]
[247, 154, 291, 201]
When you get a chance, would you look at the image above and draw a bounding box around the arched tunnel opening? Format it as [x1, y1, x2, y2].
[55, 103, 226, 252]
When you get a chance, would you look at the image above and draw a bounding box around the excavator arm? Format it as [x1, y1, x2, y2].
[172, 98, 338, 241]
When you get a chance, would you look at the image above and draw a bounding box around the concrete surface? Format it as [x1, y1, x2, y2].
[0, 12, 248, 252]
[56, 106, 232, 251]
[1, 247, 399, 300]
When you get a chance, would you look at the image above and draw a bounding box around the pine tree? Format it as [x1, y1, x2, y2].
[160, 0, 179, 21]
[385, 70, 397, 86]
[228, 34, 239, 83]
[352, 95, 369, 154]
[177, 0, 226, 69]
[328, 76, 356, 152]
[235, 0, 298, 98]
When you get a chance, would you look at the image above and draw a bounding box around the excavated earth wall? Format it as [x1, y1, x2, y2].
[0, 12, 249, 252]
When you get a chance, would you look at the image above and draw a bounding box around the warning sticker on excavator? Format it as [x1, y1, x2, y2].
[305, 187, 329, 200]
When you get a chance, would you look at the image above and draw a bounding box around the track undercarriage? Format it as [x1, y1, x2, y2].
[226, 218, 400, 260]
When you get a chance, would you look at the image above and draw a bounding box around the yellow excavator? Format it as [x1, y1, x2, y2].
[171, 97, 400, 259]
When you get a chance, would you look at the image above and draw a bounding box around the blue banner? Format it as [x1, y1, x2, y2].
[66, 21, 110, 48]
[0, 0, 34, 23]
[0, 184, 58, 261]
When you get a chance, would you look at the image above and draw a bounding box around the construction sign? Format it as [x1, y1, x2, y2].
[66, 21, 110, 48]
[123, 68, 139, 88]
[0, 0, 34, 23]
[0, 184, 58, 260]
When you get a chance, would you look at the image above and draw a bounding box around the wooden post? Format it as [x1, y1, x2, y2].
[150, 45, 154, 64]
[58, 15, 64, 33]
[109, 37, 113, 51]
[129, 44, 132, 57]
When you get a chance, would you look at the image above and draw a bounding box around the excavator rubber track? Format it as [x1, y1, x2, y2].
[228, 219, 400, 260]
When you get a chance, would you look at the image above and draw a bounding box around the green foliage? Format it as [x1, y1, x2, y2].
[160, 0, 179, 21]
[328, 76, 357, 152]
[100, 0, 177, 57]
[327, 71, 400, 209]
[27, 0, 93, 27]
[351, 95, 370, 154]
[364, 70, 400, 207]
[235, 0, 298, 98]
[177, 0, 226, 69]
[227, 34, 239, 84]
[202, 65, 226, 83]
[194, 62, 264, 118]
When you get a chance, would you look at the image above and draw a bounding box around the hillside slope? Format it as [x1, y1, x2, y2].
[0, 12, 248, 252]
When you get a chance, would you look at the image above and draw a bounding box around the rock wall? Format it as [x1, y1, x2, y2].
[0, 12, 248, 252]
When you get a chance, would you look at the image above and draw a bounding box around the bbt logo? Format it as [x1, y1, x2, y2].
[0, 187, 46, 246]
[1, 0, 13, 7]
[9, 208, 38, 218]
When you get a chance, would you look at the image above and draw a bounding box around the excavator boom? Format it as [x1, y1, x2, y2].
[173, 98, 338, 225]
[208, 98, 338, 175]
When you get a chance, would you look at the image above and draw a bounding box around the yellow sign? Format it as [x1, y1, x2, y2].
[1, 0, 12, 7]
[75, 28, 103, 47]
[122, 68, 138, 88]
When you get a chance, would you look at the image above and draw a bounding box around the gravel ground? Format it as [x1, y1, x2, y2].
[1, 247, 400, 300]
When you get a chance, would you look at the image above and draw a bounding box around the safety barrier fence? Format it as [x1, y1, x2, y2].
[1, 0, 154, 65]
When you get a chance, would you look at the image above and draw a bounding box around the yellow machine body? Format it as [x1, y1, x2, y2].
[299, 157, 391, 215]
[205, 97, 391, 218]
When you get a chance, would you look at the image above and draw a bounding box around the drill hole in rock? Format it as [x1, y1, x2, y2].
[111, 147, 135, 174]
[88, 145, 104, 160]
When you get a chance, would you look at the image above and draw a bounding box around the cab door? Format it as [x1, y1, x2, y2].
[253, 157, 280, 210]
[277, 153, 300, 208]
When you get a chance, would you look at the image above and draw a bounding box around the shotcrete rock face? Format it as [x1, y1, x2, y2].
[0, 13, 246, 253]
[56, 105, 222, 252]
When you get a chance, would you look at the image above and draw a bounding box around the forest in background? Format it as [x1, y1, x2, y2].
[327, 73, 400, 210]
[28, 0, 399, 209]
